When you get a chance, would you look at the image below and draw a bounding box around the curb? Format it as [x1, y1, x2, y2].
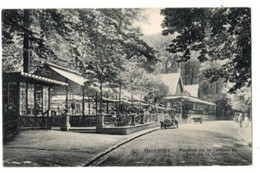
[83, 127, 160, 166]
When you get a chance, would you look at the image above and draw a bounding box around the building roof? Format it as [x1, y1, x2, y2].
[3, 72, 68, 86]
[157, 73, 183, 95]
[46, 62, 87, 86]
[183, 84, 199, 97]
[164, 95, 216, 106]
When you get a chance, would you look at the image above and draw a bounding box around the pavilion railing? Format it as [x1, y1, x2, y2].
[104, 113, 158, 127]
[70, 115, 97, 127]
[3, 118, 20, 142]
[20, 116, 49, 128]
[50, 113, 159, 127]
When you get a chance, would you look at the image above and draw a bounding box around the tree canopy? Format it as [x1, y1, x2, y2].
[161, 8, 251, 93]
[2, 9, 159, 107]
[2, 9, 157, 73]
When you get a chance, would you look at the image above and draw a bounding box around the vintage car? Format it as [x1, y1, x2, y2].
[162, 116, 179, 129]
[190, 115, 202, 124]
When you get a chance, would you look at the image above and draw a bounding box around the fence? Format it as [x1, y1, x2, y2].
[50, 113, 159, 127]
[103, 113, 158, 127]
[3, 118, 20, 142]
[20, 116, 49, 128]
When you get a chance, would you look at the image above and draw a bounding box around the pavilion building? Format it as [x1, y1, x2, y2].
[158, 72, 216, 123]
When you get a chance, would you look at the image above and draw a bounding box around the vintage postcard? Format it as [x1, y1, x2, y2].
[1, 0, 257, 170]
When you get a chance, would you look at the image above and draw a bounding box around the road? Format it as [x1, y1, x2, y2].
[89, 121, 252, 166]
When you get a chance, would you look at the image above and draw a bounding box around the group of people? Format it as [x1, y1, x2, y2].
[234, 112, 250, 128]
[158, 110, 178, 129]
[107, 106, 179, 128]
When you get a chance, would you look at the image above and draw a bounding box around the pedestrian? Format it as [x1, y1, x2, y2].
[244, 113, 249, 128]
[233, 113, 238, 123]
[158, 110, 165, 129]
[144, 109, 150, 123]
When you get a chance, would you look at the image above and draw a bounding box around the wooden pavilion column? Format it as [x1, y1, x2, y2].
[82, 86, 85, 116]
[25, 83, 28, 116]
[180, 98, 183, 121]
[95, 91, 98, 114]
[47, 86, 51, 129]
[17, 81, 20, 119]
[115, 95, 118, 115]
[88, 96, 91, 115]
[106, 93, 109, 115]
[65, 79, 68, 109]
[34, 83, 37, 126]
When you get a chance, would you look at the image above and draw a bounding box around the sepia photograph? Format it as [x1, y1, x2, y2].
[1, 0, 256, 169]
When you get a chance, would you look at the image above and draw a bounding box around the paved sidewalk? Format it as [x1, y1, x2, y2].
[3, 126, 160, 167]
[238, 121, 252, 146]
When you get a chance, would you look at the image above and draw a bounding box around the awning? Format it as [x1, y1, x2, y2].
[164, 95, 216, 106]
[48, 65, 86, 86]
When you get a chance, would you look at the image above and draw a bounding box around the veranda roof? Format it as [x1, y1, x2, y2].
[3, 72, 68, 86]
[164, 95, 216, 106]
[47, 62, 86, 86]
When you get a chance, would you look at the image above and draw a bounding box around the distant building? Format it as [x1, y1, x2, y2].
[157, 73, 184, 96]
[183, 84, 199, 98]
[158, 72, 216, 122]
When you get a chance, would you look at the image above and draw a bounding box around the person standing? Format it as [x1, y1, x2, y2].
[158, 110, 165, 129]
[144, 109, 150, 123]
[244, 113, 249, 128]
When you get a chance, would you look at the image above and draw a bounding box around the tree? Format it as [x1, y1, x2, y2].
[2, 9, 158, 91]
[72, 9, 158, 108]
[142, 33, 179, 74]
[2, 9, 78, 72]
[224, 85, 251, 114]
[161, 8, 251, 93]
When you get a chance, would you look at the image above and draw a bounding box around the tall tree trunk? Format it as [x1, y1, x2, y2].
[131, 88, 134, 108]
[165, 63, 168, 74]
[216, 82, 219, 94]
[190, 65, 195, 85]
[23, 9, 30, 73]
[119, 78, 122, 105]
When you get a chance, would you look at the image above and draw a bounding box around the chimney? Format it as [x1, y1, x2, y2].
[23, 10, 30, 73]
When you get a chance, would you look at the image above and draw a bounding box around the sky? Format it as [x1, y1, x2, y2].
[134, 8, 164, 36]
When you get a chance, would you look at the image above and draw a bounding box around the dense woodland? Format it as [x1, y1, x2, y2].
[2, 8, 252, 118]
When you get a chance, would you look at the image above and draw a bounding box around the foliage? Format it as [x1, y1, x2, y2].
[142, 33, 178, 74]
[223, 85, 251, 112]
[2, 9, 158, 106]
[161, 8, 251, 93]
[122, 62, 169, 104]
[2, 9, 77, 72]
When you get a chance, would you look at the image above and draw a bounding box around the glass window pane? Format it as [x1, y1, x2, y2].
[27, 83, 34, 116]
[42, 86, 49, 114]
[20, 83, 26, 116]
[36, 85, 43, 116]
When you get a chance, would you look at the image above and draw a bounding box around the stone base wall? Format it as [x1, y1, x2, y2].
[96, 122, 159, 135]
